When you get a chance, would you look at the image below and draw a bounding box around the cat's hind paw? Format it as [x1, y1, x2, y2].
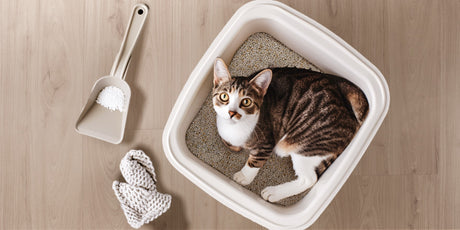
[261, 186, 284, 203]
[233, 171, 253, 186]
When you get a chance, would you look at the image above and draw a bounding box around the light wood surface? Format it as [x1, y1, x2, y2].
[1, 0, 459, 229]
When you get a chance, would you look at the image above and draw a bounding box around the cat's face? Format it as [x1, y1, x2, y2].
[212, 58, 272, 122]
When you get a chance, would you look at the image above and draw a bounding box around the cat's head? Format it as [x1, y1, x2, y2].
[212, 58, 272, 122]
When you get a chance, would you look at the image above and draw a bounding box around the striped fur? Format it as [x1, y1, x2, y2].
[213, 58, 368, 202]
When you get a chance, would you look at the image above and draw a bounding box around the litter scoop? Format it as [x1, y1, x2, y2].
[75, 4, 149, 144]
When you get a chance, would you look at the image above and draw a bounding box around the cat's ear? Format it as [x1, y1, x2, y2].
[214, 58, 231, 86]
[250, 69, 272, 95]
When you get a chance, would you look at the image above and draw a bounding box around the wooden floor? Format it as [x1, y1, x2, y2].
[1, 0, 459, 229]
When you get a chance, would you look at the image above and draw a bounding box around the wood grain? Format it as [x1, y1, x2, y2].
[1, 0, 459, 229]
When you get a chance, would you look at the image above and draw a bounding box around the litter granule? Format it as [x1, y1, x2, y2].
[96, 86, 125, 112]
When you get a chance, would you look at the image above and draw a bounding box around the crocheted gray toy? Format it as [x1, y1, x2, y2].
[113, 150, 172, 229]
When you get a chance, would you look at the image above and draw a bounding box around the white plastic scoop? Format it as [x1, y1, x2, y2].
[75, 4, 149, 144]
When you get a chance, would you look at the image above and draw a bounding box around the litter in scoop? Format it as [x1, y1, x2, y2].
[96, 86, 125, 112]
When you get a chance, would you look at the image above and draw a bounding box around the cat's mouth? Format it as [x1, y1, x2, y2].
[228, 111, 242, 120]
[230, 117, 241, 122]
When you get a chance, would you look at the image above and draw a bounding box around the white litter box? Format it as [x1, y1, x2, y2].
[162, 1, 390, 229]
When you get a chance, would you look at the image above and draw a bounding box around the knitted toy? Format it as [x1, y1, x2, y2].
[113, 150, 172, 229]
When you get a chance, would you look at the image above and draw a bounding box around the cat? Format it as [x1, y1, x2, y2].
[212, 58, 368, 202]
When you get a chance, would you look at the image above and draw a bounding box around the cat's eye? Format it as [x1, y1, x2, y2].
[219, 93, 229, 102]
[241, 98, 252, 107]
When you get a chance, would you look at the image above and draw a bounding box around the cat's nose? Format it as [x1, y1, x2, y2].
[228, 111, 237, 118]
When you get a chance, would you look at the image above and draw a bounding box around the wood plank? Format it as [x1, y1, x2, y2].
[439, 0, 460, 227]
[0, 0, 37, 228]
[28, 0, 85, 228]
[383, 0, 441, 175]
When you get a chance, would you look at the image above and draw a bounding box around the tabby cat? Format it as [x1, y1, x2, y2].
[212, 58, 368, 202]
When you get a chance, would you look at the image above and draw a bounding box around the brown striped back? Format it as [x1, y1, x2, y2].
[213, 67, 368, 176]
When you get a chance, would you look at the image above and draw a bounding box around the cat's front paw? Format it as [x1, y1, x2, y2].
[261, 186, 284, 203]
[233, 171, 254, 186]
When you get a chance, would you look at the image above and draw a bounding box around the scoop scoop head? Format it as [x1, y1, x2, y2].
[75, 76, 131, 144]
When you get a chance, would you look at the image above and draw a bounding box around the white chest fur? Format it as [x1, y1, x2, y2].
[216, 114, 258, 147]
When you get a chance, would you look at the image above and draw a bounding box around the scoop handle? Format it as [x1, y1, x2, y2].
[110, 3, 149, 80]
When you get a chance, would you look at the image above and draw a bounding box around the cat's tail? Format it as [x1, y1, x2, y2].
[338, 80, 369, 125]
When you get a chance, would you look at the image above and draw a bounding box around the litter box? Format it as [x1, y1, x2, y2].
[162, 1, 390, 229]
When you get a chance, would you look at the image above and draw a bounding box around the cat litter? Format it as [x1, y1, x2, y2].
[96, 86, 125, 112]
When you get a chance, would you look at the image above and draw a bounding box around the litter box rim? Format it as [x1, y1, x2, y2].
[163, 1, 390, 229]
